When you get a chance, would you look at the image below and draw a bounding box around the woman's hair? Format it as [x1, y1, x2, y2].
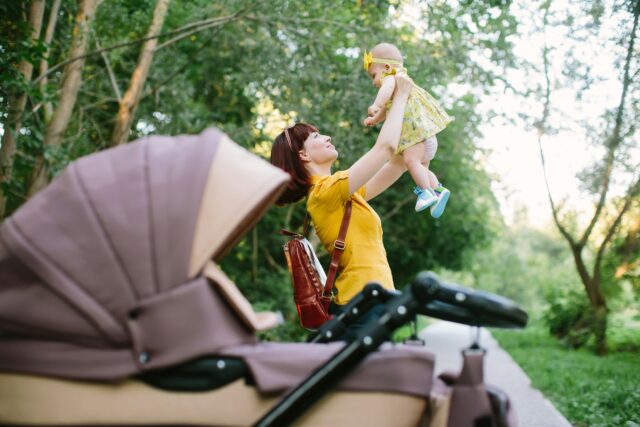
[270, 123, 318, 205]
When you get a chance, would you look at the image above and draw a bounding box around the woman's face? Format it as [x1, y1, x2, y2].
[302, 130, 337, 165]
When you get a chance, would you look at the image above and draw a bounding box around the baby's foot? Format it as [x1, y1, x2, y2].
[430, 185, 450, 218]
[414, 187, 438, 212]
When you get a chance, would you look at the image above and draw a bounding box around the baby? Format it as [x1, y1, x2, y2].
[363, 43, 452, 218]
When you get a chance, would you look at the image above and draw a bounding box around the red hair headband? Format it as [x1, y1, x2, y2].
[284, 126, 294, 150]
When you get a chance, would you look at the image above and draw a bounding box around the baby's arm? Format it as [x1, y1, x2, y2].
[364, 76, 395, 126]
[373, 75, 396, 108]
[364, 106, 387, 126]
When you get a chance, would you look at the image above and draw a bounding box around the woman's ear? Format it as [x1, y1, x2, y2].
[298, 150, 310, 162]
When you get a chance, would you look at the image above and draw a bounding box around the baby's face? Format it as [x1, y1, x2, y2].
[367, 63, 387, 88]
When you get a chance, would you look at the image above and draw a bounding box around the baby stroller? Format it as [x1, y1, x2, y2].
[0, 128, 527, 427]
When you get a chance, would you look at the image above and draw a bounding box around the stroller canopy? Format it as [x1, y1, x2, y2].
[0, 128, 289, 380]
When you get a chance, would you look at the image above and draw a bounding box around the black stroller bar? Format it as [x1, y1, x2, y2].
[310, 272, 528, 345]
[254, 271, 527, 427]
[413, 271, 528, 329]
[308, 282, 399, 343]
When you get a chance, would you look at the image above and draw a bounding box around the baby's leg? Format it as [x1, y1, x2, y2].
[402, 143, 431, 190]
[422, 136, 439, 189]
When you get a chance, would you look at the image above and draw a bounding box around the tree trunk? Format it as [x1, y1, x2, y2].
[110, 0, 170, 146]
[28, 0, 99, 197]
[0, 0, 45, 217]
[39, 0, 63, 123]
[593, 304, 608, 356]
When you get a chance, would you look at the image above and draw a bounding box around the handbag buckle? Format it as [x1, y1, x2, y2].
[333, 239, 346, 251]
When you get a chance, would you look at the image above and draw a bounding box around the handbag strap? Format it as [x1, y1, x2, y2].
[323, 200, 352, 299]
[302, 212, 310, 236]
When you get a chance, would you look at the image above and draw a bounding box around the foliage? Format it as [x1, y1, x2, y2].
[493, 323, 640, 427]
[543, 286, 595, 349]
[1, 0, 520, 340]
[436, 220, 580, 314]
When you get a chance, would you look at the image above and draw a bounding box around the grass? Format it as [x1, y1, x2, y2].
[492, 324, 640, 427]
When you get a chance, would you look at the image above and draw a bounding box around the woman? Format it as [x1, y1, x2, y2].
[270, 73, 413, 340]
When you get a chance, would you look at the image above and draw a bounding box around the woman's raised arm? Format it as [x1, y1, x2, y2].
[347, 73, 413, 195]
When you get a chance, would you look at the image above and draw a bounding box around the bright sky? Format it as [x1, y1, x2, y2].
[470, 1, 628, 228]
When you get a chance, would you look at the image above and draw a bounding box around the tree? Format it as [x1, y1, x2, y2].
[110, 0, 170, 146]
[28, 0, 100, 196]
[0, 0, 45, 216]
[533, 0, 640, 354]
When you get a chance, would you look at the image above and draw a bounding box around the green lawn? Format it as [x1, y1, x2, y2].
[492, 325, 640, 427]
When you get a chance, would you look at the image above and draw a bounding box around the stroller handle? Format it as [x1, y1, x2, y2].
[412, 271, 528, 329]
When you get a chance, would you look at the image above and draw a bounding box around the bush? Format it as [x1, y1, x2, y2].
[543, 287, 596, 349]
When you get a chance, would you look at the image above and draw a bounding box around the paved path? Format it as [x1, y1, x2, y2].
[420, 321, 572, 427]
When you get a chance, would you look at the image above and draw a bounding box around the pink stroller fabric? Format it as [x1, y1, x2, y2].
[0, 128, 435, 398]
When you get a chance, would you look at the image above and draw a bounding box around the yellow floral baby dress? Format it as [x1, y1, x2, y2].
[383, 68, 453, 155]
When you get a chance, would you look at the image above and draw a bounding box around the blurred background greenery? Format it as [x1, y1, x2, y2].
[1, 0, 638, 370]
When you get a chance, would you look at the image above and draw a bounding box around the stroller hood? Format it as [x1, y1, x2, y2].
[0, 128, 289, 380]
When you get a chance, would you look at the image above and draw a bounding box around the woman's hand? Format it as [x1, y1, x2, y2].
[393, 72, 413, 97]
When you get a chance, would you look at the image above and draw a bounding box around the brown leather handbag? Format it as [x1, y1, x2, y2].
[281, 201, 352, 330]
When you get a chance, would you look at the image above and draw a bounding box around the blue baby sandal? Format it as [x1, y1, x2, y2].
[430, 184, 450, 218]
[414, 187, 438, 212]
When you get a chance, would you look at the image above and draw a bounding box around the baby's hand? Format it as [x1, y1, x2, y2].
[363, 116, 375, 127]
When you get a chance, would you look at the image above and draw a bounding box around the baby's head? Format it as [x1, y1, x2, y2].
[365, 43, 404, 88]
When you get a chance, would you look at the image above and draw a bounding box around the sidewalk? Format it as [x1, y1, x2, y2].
[420, 321, 572, 427]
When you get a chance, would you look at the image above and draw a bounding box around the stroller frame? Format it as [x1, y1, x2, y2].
[255, 271, 528, 427]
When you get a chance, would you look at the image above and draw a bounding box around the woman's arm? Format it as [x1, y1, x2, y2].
[363, 155, 406, 201]
[347, 73, 412, 195]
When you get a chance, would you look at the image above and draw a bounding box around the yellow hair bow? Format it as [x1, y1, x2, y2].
[363, 50, 373, 71]
[363, 49, 403, 72]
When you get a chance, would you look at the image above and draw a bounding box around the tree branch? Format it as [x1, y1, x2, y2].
[593, 176, 640, 284]
[579, 6, 638, 247]
[536, 5, 576, 247]
[96, 39, 121, 101]
[140, 62, 188, 101]
[39, 0, 62, 122]
[381, 194, 415, 222]
[154, 16, 238, 51]
[262, 247, 286, 273]
[32, 11, 246, 85]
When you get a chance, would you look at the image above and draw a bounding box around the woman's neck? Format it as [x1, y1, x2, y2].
[306, 162, 332, 177]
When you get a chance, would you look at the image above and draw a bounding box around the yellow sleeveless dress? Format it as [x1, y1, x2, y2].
[383, 69, 453, 155]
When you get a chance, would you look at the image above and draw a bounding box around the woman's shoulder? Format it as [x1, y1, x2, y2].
[309, 170, 350, 204]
